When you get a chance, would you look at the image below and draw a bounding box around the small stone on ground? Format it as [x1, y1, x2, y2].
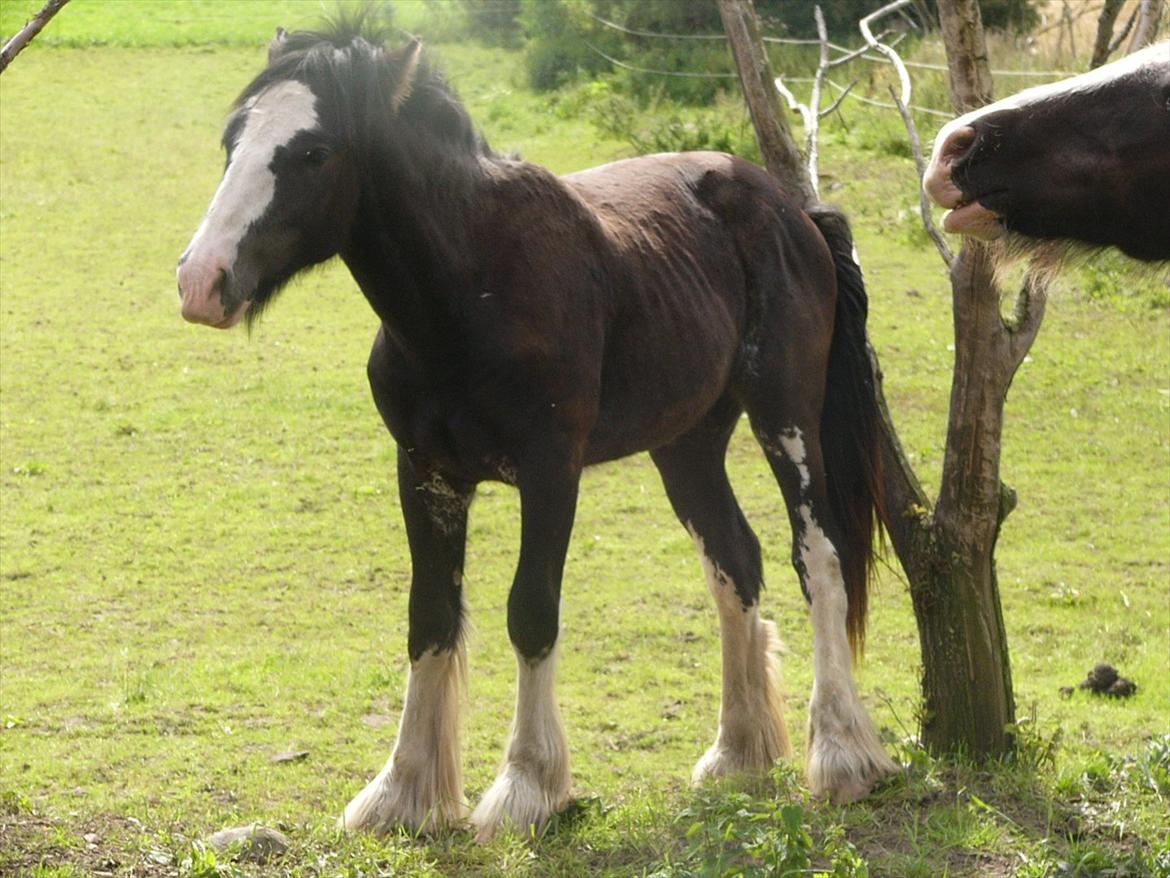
[207, 824, 290, 863]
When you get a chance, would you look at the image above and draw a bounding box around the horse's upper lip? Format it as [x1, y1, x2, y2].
[939, 186, 1009, 219]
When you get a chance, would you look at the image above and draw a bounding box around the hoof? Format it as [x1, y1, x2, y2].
[692, 738, 783, 784]
[806, 724, 897, 804]
[470, 763, 569, 843]
[340, 768, 467, 836]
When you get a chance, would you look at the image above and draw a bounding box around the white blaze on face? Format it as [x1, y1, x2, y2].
[177, 80, 319, 327]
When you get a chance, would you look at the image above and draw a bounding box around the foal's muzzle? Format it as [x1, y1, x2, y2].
[177, 254, 249, 329]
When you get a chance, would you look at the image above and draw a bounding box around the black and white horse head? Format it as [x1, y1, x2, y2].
[924, 42, 1170, 262]
[176, 25, 427, 327]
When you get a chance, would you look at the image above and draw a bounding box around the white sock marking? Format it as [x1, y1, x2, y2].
[688, 526, 789, 780]
[341, 644, 467, 833]
[471, 647, 570, 841]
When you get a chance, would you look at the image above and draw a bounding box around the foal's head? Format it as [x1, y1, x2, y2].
[176, 23, 424, 328]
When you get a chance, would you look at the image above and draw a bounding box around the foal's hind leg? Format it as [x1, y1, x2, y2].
[750, 413, 895, 804]
[341, 449, 472, 834]
[652, 406, 791, 782]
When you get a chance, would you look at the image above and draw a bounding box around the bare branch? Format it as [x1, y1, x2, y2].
[771, 4, 841, 198]
[820, 79, 857, 118]
[888, 86, 955, 267]
[1091, 0, 1126, 68]
[858, 0, 952, 267]
[804, 5, 834, 197]
[1128, 0, 1165, 52]
[1109, 6, 1139, 53]
[1006, 271, 1050, 370]
[827, 32, 891, 68]
[0, 0, 70, 76]
[859, 0, 916, 105]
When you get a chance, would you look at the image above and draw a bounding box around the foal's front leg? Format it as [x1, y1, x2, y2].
[341, 450, 473, 834]
[470, 458, 579, 842]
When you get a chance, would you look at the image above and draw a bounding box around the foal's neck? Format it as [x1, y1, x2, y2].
[342, 132, 494, 366]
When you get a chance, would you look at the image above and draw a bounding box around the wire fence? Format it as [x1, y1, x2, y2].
[582, 7, 1082, 120]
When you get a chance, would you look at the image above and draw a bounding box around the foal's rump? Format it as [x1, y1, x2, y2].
[564, 151, 839, 461]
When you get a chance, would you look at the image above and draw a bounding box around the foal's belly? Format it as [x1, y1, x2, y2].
[581, 298, 741, 464]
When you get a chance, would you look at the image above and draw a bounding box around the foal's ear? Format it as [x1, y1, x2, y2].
[268, 27, 289, 64]
[389, 38, 424, 113]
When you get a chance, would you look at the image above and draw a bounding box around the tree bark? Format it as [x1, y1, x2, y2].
[1128, 0, 1166, 52]
[936, 0, 993, 112]
[717, 0, 816, 205]
[1091, 0, 1126, 68]
[0, 0, 70, 75]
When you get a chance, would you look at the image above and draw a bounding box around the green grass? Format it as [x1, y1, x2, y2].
[2, 3, 1168, 876]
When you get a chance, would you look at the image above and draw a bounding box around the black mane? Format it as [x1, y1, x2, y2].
[232, 14, 493, 161]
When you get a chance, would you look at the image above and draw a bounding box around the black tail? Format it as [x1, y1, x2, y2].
[808, 204, 886, 655]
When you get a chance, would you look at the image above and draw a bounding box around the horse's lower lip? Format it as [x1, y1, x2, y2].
[943, 200, 1005, 240]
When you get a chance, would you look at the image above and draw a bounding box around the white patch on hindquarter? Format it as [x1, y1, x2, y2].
[776, 427, 810, 491]
[340, 644, 468, 834]
[929, 41, 1169, 168]
[687, 526, 790, 781]
[471, 647, 570, 842]
[185, 81, 319, 269]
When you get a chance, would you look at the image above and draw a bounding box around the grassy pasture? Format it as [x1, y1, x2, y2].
[1, 2, 1168, 876]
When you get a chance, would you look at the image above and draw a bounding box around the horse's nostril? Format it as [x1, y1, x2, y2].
[946, 126, 977, 162]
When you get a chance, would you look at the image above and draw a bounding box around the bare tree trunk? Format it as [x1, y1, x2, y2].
[0, 0, 70, 75]
[936, 0, 993, 112]
[717, 0, 816, 206]
[1091, 0, 1126, 68]
[909, 0, 1029, 758]
[1129, 0, 1166, 51]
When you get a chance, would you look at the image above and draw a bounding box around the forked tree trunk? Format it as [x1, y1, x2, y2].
[721, 0, 1034, 758]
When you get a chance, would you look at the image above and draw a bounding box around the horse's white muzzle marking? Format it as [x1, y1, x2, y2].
[177, 80, 319, 328]
[923, 122, 1005, 242]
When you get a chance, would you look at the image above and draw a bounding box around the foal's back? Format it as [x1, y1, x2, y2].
[555, 151, 836, 460]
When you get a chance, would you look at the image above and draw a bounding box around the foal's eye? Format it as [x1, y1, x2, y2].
[303, 147, 330, 167]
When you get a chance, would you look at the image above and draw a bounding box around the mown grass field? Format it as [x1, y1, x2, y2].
[1, 2, 1167, 876]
